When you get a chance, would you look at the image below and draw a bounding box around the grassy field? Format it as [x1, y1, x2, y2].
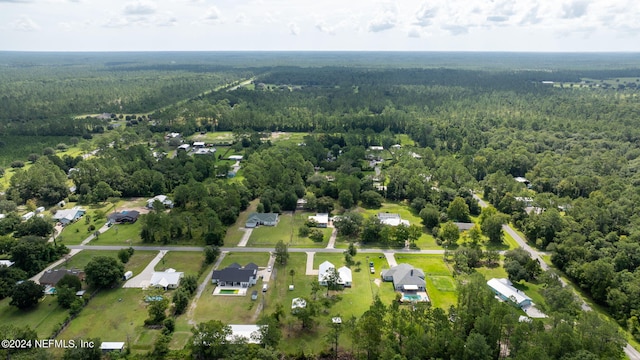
[393, 254, 457, 309]
[225, 199, 258, 246]
[358, 203, 439, 249]
[247, 212, 331, 248]
[57, 288, 159, 353]
[154, 251, 204, 277]
[89, 221, 143, 246]
[56, 203, 113, 245]
[0, 295, 69, 338]
[55, 250, 120, 270]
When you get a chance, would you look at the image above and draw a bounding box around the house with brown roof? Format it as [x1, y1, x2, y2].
[39, 268, 85, 287]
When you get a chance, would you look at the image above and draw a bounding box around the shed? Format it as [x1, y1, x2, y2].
[35, 206, 45, 213]
[21, 212, 35, 221]
[100, 342, 125, 352]
[123, 271, 133, 280]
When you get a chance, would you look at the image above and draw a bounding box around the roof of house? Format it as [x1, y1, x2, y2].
[381, 263, 425, 289]
[178, 144, 190, 150]
[318, 261, 335, 283]
[39, 268, 84, 286]
[377, 213, 410, 227]
[212, 264, 257, 283]
[308, 213, 329, 224]
[100, 342, 125, 351]
[228, 155, 243, 161]
[150, 271, 184, 287]
[337, 266, 352, 283]
[148, 195, 168, 203]
[194, 148, 216, 155]
[108, 210, 140, 223]
[247, 213, 279, 224]
[487, 278, 532, 305]
[453, 222, 475, 231]
[227, 325, 263, 344]
[0, 260, 14, 267]
[291, 297, 307, 309]
[193, 141, 205, 147]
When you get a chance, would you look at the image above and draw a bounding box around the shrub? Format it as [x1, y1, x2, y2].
[10, 161, 25, 168]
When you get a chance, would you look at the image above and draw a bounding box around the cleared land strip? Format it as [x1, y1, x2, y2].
[68, 245, 448, 254]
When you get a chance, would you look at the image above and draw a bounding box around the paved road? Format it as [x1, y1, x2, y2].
[473, 194, 640, 359]
[67, 245, 447, 254]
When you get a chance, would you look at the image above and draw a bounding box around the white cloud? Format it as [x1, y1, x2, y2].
[289, 22, 299, 36]
[157, 13, 178, 27]
[235, 12, 248, 24]
[0, 0, 33, 3]
[562, 0, 589, 19]
[202, 6, 222, 23]
[408, 28, 421, 38]
[10, 16, 40, 31]
[414, 2, 438, 27]
[368, 2, 398, 33]
[123, 1, 157, 15]
[442, 24, 468, 36]
[315, 21, 337, 35]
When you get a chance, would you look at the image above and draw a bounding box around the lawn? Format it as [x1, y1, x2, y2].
[55, 203, 112, 245]
[218, 252, 270, 268]
[55, 250, 120, 270]
[155, 251, 204, 277]
[394, 254, 458, 309]
[57, 288, 160, 353]
[359, 203, 439, 249]
[55, 249, 157, 277]
[247, 212, 330, 248]
[88, 221, 143, 246]
[224, 199, 259, 246]
[0, 295, 69, 338]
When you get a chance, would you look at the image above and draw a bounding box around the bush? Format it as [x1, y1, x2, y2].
[298, 226, 310, 237]
[10, 161, 25, 168]
[43, 147, 55, 155]
[118, 248, 131, 263]
[87, 224, 96, 232]
[56, 143, 68, 151]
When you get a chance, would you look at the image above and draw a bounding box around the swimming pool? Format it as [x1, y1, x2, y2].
[403, 294, 422, 301]
[219, 289, 239, 294]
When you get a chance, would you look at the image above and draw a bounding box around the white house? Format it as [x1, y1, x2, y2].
[227, 325, 264, 344]
[150, 269, 184, 290]
[318, 261, 352, 287]
[308, 213, 329, 227]
[146, 195, 174, 209]
[377, 213, 410, 227]
[487, 278, 532, 309]
[177, 144, 190, 151]
[228, 155, 243, 161]
[100, 342, 125, 352]
[52, 207, 86, 226]
[369, 146, 384, 151]
[0, 260, 14, 267]
[192, 141, 206, 148]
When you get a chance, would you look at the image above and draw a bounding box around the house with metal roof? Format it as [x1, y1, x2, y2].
[245, 213, 279, 228]
[318, 261, 352, 287]
[377, 213, 410, 227]
[150, 269, 184, 290]
[146, 195, 174, 209]
[487, 278, 532, 309]
[381, 263, 426, 291]
[211, 263, 259, 288]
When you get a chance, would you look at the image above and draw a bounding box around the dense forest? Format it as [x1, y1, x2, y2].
[151, 62, 640, 336]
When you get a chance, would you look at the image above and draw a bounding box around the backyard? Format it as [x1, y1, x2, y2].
[0, 295, 68, 338]
[358, 203, 439, 249]
[393, 254, 458, 309]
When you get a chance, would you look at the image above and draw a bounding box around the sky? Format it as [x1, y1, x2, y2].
[1, 0, 639, 52]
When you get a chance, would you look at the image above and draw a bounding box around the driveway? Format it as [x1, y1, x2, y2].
[123, 250, 167, 288]
[383, 252, 398, 267]
[305, 252, 318, 275]
[237, 228, 253, 247]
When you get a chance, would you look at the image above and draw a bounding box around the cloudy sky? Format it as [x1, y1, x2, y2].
[1, 0, 639, 52]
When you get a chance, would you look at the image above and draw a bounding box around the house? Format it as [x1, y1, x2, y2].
[146, 195, 174, 209]
[318, 261, 352, 287]
[514, 177, 532, 188]
[53, 207, 86, 226]
[39, 268, 85, 287]
[377, 213, 410, 227]
[453, 222, 475, 232]
[0, 260, 14, 267]
[194, 148, 216, 155]
[211, 263, 259, 288]
[227, 325, 264, 344]
[369, 146, 384, 151]
[296, 198, 307, 210]
[487, 278, 532, 309]
[391, 144, 402, 149]
[177, 144, 190, 151]
[150, 269, 184, 290]
[515, 197, 534, 207]
[381, 264, 426, 291]
[166, 132, 181, 139]
[21, 212, 35, 221]
[245, 213, 279, 228]
[308, 213, 329, 227]
[96, 113, 113, 120]
[228, 155, 243, 161]
[100, 342, 125, 353]
[291, 297, 307, 310]
[108, 210, 140, 224]
[192, 141, 206, 148]
[35, 206, 45, 213]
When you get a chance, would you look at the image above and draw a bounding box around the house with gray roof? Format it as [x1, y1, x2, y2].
[245, 213, 279, 228]
[39, 268, 85, 287]
[381, 263, 426, 291]
[211, 263, 259, 288]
